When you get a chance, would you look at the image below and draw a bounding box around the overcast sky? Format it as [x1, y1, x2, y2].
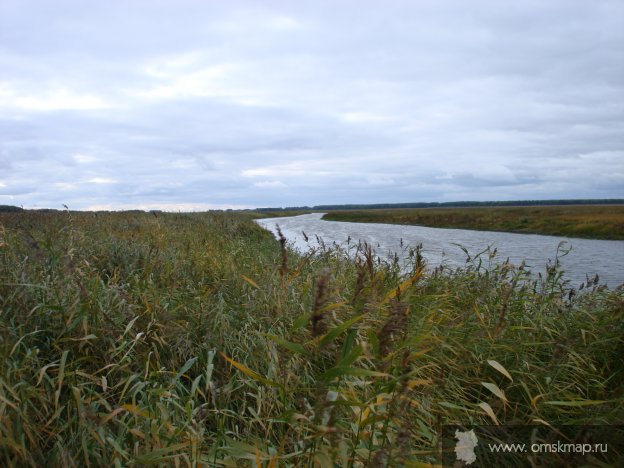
[1, 0, 622, 210]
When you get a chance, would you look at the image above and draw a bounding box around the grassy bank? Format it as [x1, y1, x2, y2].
[0, 210, 623, 466]
[322, 205, 624, 240]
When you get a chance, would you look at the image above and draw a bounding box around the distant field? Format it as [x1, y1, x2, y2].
[323, 205, 624, 240]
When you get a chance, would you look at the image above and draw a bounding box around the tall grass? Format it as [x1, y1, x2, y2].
[0, 210, 622, 466]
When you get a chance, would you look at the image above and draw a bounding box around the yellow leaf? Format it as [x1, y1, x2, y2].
[121, 404, 150, 418]
[407, 379, 433, 389]
[381, 269, 423, 304]
[241, 275, 259, 289]
[36, 363, 59, 386]
[481, 382, 508, 403]
[70, 334, 97, 342]
[487, 359, 513, 382]
[478, 402, 499, 425]
[317, 301, 346, 314]
[220, 352, 282, 389]
[410, 348, 432, 359]
[130, 428, 146, 439]
[101, 407, 126, 424]
[531, 418, 552, 427]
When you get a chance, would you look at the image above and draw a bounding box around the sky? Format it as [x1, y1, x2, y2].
[1, 0, 623, 210]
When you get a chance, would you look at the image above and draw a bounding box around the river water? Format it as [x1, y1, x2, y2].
[256, 213, 624, 288]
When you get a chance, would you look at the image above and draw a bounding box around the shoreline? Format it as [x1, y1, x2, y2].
[321, 205, 624, 241]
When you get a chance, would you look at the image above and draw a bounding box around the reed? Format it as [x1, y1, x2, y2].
[0, 210, 622, 466]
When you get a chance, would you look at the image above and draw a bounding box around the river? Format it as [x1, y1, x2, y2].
[256, 213, 624, 288]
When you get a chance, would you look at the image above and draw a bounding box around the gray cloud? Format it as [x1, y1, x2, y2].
[0, 0, 622, 209]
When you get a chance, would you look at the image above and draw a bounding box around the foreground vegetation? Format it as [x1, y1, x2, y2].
[323, 205, 624, 240]
[0, 210, 623, 466]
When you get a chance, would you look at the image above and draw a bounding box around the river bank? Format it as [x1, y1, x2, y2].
[322, 204, 624, 240]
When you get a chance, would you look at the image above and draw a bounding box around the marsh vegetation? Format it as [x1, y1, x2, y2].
[0, 210, 622, 466]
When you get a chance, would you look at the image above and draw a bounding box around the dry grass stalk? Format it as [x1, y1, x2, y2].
[276, 224, 288, 277]
[310, 268, 330, 337]
[378, 295, 408, 358]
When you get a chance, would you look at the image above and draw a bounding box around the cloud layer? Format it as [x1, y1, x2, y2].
[1, 0, 622, 209]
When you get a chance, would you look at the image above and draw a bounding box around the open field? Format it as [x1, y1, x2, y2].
[0, 210, 623, 466]
[322, 205, 624, 240]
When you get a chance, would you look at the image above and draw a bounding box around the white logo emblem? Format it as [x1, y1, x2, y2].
[454, 429, 478, 465]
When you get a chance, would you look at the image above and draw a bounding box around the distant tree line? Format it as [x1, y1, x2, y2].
[256, 199, 624, 212]
[0, 206, 63, 213]
[0, 205, 24, 212]
[3, 199, 622, 214]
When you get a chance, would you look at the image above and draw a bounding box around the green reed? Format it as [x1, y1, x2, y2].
[0, 210, 621, 466]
